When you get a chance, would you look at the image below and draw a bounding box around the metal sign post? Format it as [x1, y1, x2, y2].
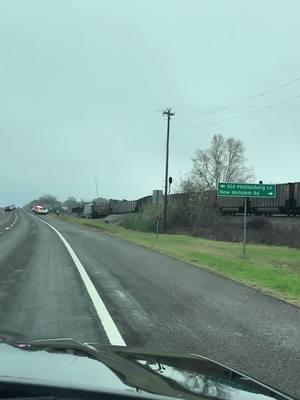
[152, 190, 163, 239]
[243, 199, 247, 257]
[217, 182, 277, 257]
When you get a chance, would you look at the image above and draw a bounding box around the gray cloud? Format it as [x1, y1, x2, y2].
[1, 0, 300, 205]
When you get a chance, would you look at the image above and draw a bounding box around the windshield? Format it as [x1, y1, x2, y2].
[0, 1, 299, 399]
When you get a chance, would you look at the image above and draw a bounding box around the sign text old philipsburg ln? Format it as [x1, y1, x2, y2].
[217, 183, 276, 198]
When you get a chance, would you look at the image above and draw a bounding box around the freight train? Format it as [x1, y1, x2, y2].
[71, 182, 300, 218]
[146, 182, 300, 216]
[218, 182, 300, 215]
[72, 199, 138, 218]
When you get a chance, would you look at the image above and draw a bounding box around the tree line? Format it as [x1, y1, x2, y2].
[25, 134, 254, 222]
[24, 195, 82, 212]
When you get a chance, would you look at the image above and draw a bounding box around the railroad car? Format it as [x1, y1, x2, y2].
[218, 182, 300, 216]
[72, 181, 300, 219]
[83, 201, 111, 218]
[249, 183, 292, 215]
[110, 199, 137, 214]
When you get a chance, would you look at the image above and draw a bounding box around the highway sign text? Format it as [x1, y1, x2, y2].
[218, 183, 276, 198]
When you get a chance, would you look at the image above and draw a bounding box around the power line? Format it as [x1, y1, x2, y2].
[175, 105, 300, 120]
[174, 74, 300, 116]
[0, 110, 161, 128]
[188, 92, 300, 128]
[209, 75, 300, 113]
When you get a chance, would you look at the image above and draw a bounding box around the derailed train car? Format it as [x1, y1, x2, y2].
[71, 205, 84, 217]
[83, 201, 111, 218]
[110, 199, 137, 214]
[136, 195, 152, 211]
[82, 199, 138, 218]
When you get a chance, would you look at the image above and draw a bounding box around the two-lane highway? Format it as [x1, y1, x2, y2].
[0, 208, 17, 235]
[0, 209, 299, 397]
[0, 209, 108, 344]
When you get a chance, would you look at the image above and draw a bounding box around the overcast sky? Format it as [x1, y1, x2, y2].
[1, 0, 300, 205]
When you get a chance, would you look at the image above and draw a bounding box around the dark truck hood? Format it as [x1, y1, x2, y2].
[0, 337, 294, 400]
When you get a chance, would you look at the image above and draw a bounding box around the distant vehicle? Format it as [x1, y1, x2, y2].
[33, 205, 48, 215]
[4, 205, 15, 212]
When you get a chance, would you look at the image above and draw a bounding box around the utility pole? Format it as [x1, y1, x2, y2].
[163, 108, 175, 232]
[94, 175, 99, 200]
[168, 176, 173, 196]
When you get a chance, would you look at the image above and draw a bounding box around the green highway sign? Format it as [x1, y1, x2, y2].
[218, 182, 276, 198]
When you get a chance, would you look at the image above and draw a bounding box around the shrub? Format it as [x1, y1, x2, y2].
[120, 213, 156, 232]
[170, 191, 218, 228]
[247, 217, 273, 231]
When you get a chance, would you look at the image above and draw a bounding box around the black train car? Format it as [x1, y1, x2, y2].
[136, 195, 153, 211]
[92, 201, 112, 217]
[218, 182, 299, 216]
[218, 195, 245, 214]
[250, 183, 294, 215]
[110, 199, 137, 214]
[290, 182, 300, 215]
[71, 205, 84, 217]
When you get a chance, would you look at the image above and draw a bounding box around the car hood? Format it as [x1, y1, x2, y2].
[0, 337, 294, 400]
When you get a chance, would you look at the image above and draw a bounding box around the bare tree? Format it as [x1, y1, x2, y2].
[38, 194, 61, 210]
[173, 135, 254, 228]
[24, 194, 61, 211]
[176, 178, 218, 227]
[191, 134, 254, 190]
[63, 196, 80, 210]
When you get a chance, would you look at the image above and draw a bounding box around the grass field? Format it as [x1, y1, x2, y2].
[59, 215, 300, 306]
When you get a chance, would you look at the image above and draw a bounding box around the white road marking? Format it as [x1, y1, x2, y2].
[12, 209, 18, 225]
[29, 213, 126, 346]
[2, 209, 18, 232]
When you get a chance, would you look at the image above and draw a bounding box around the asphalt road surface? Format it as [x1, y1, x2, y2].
[0, 209, 299, 397]
[0, 208, 17, 232]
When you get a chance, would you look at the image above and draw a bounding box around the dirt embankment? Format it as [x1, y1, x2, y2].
[173, 216, 300, 248]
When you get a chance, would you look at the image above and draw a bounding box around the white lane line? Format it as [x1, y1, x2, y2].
[13, 209, 18, 225]
[30, 214, 126, 346]
[2, 209, 18, 232]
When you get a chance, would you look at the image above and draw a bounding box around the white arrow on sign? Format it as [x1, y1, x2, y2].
[220, 184, 225, 188]
[268, 192, 273, 196]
